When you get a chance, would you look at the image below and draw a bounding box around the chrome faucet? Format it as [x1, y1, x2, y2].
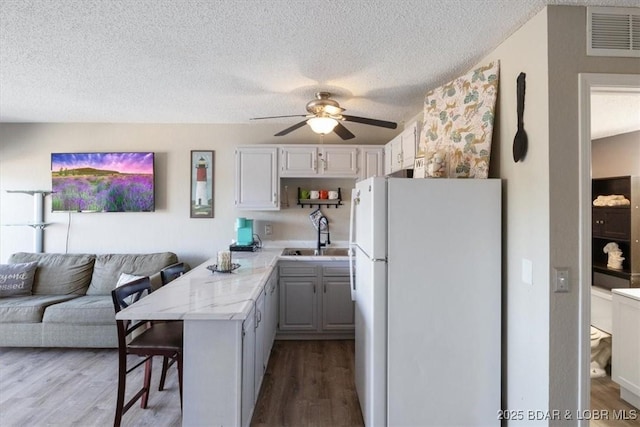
[315, 216, 330, 255]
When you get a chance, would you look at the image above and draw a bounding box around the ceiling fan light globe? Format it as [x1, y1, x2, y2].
[308, 117, 338, 135]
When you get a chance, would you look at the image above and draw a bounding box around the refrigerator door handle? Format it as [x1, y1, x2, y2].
[348, 188, 359, 301]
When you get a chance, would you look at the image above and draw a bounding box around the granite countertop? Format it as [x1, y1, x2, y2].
[612, 288, 640, 302]
[116, 244, 350, 322]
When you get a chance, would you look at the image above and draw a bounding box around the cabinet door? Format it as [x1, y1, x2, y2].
[390, 135, 403, 172]
[322, 277, 355, 331]
[254, 289, 266, 399]
[264, 269, 278, 365]
[241, 309, 256, 427]
[279, 276, 318, 331]
[360, 146, 384, 180]
[280, 146, 318, 177]
[401, 122, 418, 169]
[384, 143, 393, 176]
[235, 147, 279, 210]
[321, 146, 359, 177]
[603, 210, 630, 240]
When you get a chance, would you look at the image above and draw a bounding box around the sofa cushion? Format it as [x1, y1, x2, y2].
[42, 296, 117, 325]
[87, 252, 178, 295]
[0, 295, 79, 323]
[8, 253, 96, 295]
[0, 262, 38, 297]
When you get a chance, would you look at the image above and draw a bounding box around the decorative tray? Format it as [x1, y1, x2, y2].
[206, 263, 240, 274]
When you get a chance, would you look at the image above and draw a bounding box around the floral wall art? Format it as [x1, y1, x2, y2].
[417, 61, 499, 178]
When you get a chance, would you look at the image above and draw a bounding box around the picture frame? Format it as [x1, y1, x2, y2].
[190, 150, 214, 218]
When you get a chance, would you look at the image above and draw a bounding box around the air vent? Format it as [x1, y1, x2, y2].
[587, 7, 640, 57]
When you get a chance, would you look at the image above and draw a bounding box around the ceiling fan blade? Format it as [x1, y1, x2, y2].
[342, 114, 398, 129]
[274, 120, 308, 136]
[333, 122, 356, 140]
[250, 114, 306, 120]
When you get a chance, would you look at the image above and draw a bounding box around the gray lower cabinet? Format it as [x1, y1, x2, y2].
[278, 261, 354, 337]
[241, 306, 256, 427]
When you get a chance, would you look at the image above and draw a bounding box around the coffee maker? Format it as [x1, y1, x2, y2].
[230, 217, 258, 251]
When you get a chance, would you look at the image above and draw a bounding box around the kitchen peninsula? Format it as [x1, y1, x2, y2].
[116, 248, 281, 426]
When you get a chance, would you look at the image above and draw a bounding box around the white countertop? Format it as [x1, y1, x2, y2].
[612, 288, 640, 302]
[116, 245, 349, 322]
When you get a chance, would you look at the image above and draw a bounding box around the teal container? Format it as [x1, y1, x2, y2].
[237, 219, 254, 245]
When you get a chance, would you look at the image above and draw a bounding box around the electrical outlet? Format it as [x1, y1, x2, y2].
[554, 268, 570, 293]
[264, 224, 272, 236]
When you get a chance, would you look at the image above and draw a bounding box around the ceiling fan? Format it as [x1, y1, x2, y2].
[250, 92, 398, 140]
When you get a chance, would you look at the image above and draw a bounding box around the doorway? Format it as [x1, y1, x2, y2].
[578, 73, 640, 419]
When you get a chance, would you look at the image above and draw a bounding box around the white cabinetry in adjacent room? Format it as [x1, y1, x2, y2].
[280, 145, 359, 178]
[360, 146, 384, 180]
[235, 146, 279, 210]
[612, 289, 640, 409]
[278, 260, 354, 338]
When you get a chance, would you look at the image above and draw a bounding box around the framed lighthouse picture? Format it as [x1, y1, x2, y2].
[190, 150, 214, 218]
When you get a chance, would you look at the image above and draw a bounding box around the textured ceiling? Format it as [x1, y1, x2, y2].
[1, 0, 638, 141]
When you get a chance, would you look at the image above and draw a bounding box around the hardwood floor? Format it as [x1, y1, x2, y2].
[251, 340, 363, 427]
[591, 376, 640, 427]
[0, 340, 362, 427]
[2, 343, 636, 427]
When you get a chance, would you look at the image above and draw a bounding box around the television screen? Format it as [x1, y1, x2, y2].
[51, 152, 155, 212]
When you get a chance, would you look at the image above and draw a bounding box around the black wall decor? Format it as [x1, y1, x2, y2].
[513, 72, 528, 162]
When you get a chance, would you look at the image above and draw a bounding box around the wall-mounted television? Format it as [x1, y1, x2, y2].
[51, 152, 155, 212]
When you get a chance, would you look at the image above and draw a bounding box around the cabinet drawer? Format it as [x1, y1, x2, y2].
[322, 264, 350, 277]
[279, 264, 317, 277]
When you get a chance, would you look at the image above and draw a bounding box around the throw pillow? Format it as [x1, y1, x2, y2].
[0, 262, 38, 297]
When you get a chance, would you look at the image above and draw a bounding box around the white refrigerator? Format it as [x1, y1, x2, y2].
[348, 177, 501, 427]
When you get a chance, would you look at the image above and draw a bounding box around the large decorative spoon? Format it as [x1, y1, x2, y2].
[513, 72, 528, 162]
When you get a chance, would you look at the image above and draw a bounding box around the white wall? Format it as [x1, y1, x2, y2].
[0, 123, 397, 266]
[481, 8, 551, 421]
[479, 5, 640, 424]
[592, 130, 640, 178]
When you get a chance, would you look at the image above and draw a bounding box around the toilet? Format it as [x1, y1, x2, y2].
[591, 287, 613, 378]
[590, 326, 612, 378]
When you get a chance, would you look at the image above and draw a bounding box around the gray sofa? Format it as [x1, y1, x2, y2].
[0, 252, 179, 348]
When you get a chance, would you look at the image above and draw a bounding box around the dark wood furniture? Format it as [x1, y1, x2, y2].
[160, 262, 187, 286]
[592, 176, 639, 289]
[111, 277, 183, 427]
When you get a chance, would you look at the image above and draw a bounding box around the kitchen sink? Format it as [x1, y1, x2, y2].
[281, 247, 350, 257]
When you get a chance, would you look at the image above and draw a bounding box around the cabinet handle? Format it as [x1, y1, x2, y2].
[313, 285, 316, 294]
[324, 284, 326, 293]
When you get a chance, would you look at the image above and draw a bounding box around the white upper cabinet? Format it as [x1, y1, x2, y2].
[401, 121, 419, 169]
[280, 145, 359, 178]
[384, 121, 419, 174]
[235, 146, 279, 210]
[280, 146, 319, 177]
[384, 143, 393, 175]
[321, 146, 359, 177]
[360, 146, 384, 180]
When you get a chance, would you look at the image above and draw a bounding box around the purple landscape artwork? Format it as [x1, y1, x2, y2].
[51, 152, 155, 212]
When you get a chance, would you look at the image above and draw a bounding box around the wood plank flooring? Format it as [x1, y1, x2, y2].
[1, 342, 637, 426]
[591, 376, 640, 427]
[251, 340, 363, 427]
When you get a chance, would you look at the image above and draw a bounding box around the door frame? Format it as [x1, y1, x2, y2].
[577, 72, 640, 421]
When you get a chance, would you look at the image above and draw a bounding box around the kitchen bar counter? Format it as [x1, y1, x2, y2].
[116, 248, 281, 322]
[115, 245, 350, 426]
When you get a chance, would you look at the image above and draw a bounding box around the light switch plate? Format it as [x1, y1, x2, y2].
[554, 267, 570, 293]
[522, 259, 533, 285]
